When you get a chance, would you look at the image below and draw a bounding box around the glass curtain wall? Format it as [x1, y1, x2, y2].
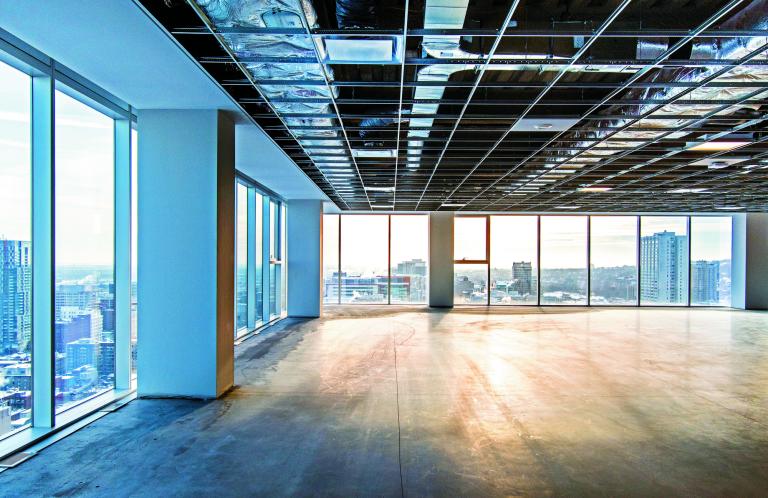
[232, 180, 285, 335]
[540, 216, 588, 305]
[455, 214, 719, 307]
[640, 217, 689, 306]
[324, 214, 429, 305]
[590, 216, 638, 305]
[390, 215, 429, 304]
[340, 215, 389, 304]
[0, 60, 32, 436]
[235, 183, 249, 332]
[691, 217, 732, 306]
[130, 128, 138, 379]
[490, 216, 538, 305]
[0, 35, 135, 451]
[454, 216, 489, 304]
[322, 215, 340, 304]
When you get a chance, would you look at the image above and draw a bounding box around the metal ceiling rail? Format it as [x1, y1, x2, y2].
[256, 112, 757, 119]
[182, 0, 350, 209]
[298, 3, 373, 208]
[569, 126, 768, 208]
[493, 42, 768, 210]
[453, 0, 749, 210]
[226, 79, 768, 88]
[174, 26, 768, 38]
[413, 0, 524, 209]
[433, 0, 635, 207]
[393, 0, 410, 207]
[202, 55, 768, 66]
[248, 97, 768, 106]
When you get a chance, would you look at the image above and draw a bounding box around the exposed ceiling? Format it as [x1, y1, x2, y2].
[140, 0, 768, 212]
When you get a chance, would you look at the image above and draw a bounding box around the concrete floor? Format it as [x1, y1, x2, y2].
[2, 306, 768, 497]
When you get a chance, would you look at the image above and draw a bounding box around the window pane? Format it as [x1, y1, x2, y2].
[691, 217, 731, 306]
[340, 215, 388, 303]
[390, 215, 428, 304]
[640, 216, 689, 306]
[540, 216, 588, 305]
[454, 217, 487, 261]
[235, 183, 248, 332]
[322, 215, 340, 304]
[490, 216, 538, 305]
[281, 204, 287, 315]
[0, 61, 32, 436]
[130, 128, 138, 379]
[254, 193, 263, 322]
[590, 216, 638, 306]
[454, 264, 488, 304]
[269, 200, 278, 318]
[54, 90, 115, 412]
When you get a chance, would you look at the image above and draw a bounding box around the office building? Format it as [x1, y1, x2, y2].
[1, 1, 768, 496]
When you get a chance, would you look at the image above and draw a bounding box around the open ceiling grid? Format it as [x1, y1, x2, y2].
[141, 0, 768, 212]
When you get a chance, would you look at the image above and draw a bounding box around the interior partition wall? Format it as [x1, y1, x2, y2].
[323, 214, 429, 305]
[234, 176, 287, 338]
[0, 29, 135, 455]
[453, 214, 733, 308]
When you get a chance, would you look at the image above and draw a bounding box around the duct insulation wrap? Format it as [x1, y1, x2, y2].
[545, 0, 768, 173]
[195, 0, 352, 169]
[335, 0, 377, 29]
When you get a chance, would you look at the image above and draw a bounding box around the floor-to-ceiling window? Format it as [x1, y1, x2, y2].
[590, 216, 638, 306]
[490, 216, 538, 305]
[235, 182, 249, 333]
[232, 179, 285, 334]
[691, 216, 732, 306]
[340, 215, 389, 304]
[540, 216, 588, 305]
[54, 89, 115, 412]
[390, 215, 429, 304]
[640, 217, 689, 306]
[0, 60, 32, 437]
[323, 214, 429, 305]
[454, 216, 489, 305]
[322, 214, 340, 304]
[130, 128, 138, 380]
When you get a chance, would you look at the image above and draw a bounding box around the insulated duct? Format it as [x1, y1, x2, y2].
[547, 0, 768, 175]
[196, 0, 353, 167]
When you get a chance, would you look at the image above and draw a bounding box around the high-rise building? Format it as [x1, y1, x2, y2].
[395, 259, 427, 276]
[640, 231, 688, 303]
[55, 314, 92, 353]
[512, 261, 533, 295]
[692, 260, 720, 304]
[0, 240, 31, 355]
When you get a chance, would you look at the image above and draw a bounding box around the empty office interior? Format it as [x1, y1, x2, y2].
[1, 0, 768, 495]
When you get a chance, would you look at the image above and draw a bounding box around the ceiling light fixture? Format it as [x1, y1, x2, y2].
[371, 205, 394, 209]
[554, 205, 581, 210]
[577, 186, 612, 192]
[364, 186, 396, 192]
[715, 206, 745, 210]
[441, 203, 466, 208]
[668, 188, 708, 193]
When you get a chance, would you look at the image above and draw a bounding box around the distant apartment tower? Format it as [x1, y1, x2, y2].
[692, 260, 720, 304]
[395, 259, 427, 276]
[0, 240, 32, 355]
[512, 261, 533, 295]
[640, 231, 688, 303]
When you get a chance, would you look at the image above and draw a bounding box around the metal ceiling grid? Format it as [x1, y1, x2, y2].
[140, 0, 768, 212]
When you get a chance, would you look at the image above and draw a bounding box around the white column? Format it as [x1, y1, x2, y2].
[429, 212, 454, 308]
[286, 200, 322, 318]
[733, 213, 768, 310]
[137, 109, 235, 398]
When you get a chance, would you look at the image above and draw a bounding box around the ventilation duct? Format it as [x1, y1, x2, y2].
[546, 0, 768, 177]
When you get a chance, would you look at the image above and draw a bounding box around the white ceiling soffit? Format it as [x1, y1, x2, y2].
[0, 0, 235, 110]
[236, 125, 329, 201]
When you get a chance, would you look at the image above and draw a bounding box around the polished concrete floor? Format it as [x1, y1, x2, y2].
[2, 306, 768, 496]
